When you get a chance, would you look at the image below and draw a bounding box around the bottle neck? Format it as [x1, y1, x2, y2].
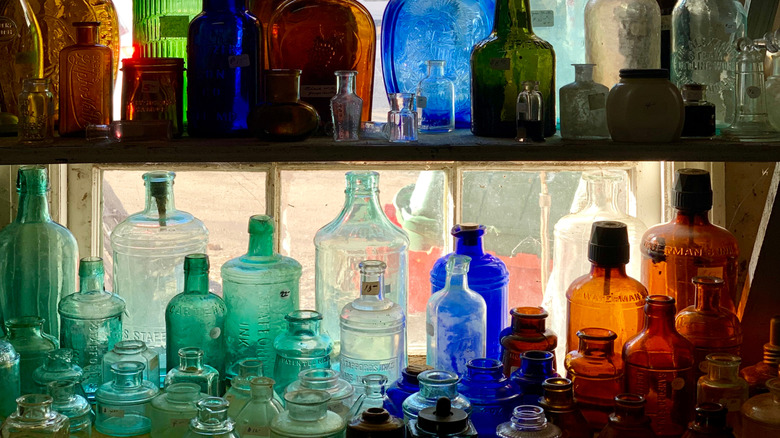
[708, 361, 740, 381]
[445, 270, 469, 291]
[642, 300, 678, 334]
[250, 380, 275, 401]
[113, 370, 143, 388]
[247, 231, 273, 257]
[494, 0, 533, 37]
[341, 186, 386, 224]
[614, 403, 646, 424]
[184, 268, 209, 295]
[454, 233, 486, 257]
[694, 284, 721, 313]
[574, 65, 595, 83]
[358, 268, 386, 303]
[674, 209, 712, 225]
[16, 191, 51, 223]
[336, 73, 356, 95]
[287, 399, 328, 422]
[289, 319, 321, 336]
[7, 324, 43, 340]
[76, 25, 98, 45]
[519, 354, 555, 376]
[17, 396, 55, 421]
[584, 177, 620, 213]
[79, 259, 105, 293]
[589, 264, 628, 279]
[466, 361, 504, 382]
[580, 338, 615, 358]
[420, 381, 458, 400]
[144, 180, 176, 219]
[427, 62, 445, 77]
[266, 72, 301, 103]
[180, 352, 205, 370]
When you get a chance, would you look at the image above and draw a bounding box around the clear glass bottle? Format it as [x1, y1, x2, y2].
[559, 64, 610, 140]
[741, 315, 780, 396]
[402, 370, 471, 422]
[538, 378, 590, 438]
[182, 397, 239, 438]
[225, 358, 263, 418]
[353, 374, 391, 415]
[111, 170, 209, 375]
[59, 256, 125, 397]
[696, 354, 748, 432]
[347, 407, 405, 438]
[0, 166, 78, 340]
[496, 405, 562, 438]
[597, 394, 656, 438]
[510, 351, 560, 405]
[166, 254, 226, 376]
[17, 77, 53, 143]
[285, 369, 355, 419]
[95, 361, 160, 437]
[416, 60, 455, 133]
[766, 54, 780, 131]
[149, 383, 204, 438]
[32, 349, 84, 395]
[4, 316, 58, 395]
[741, 377, 780, 435]
[270, 390, 346, 438]
[515, 81, 545, 142]
[314, 171, 409, 357]
[457, 358, 519, 436]
[500, 307, 557, 376]
[680, 84, 717, 137]
[0, 340, 20, 420]
[47, 380, 93, 438]
[0, 394, 69, 438]
[385, 365, 431, 418]
[0, 0, 43, 129]
[387, 93, 418, 143]
[164, 348, 220, 397]
[235, 377, 283, 437]
[331, 70, 362, 142]
[85, 120, 173, 143]
[102, 340, 160, 389]
[408, 397, 478, 438]
[272, 310, 333, 393]
[682, 402, 735, 438]
[248, 69, 320, 141]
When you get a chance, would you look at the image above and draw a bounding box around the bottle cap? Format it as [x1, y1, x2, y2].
[402, 364, 433, 386]
[417, 397, 470, 435]
[361, 407, 391, 424]
[588, 221, 630, 266]
[673, 168, 712, 211]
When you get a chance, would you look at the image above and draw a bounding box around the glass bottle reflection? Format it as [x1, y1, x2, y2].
[331, 70, 362, 141]
[47, 380, 93, 438]
[272, 310, 332, 393]
[235, 377, 283, 438]
[0, 394, 69, 438]
[4, 316, 58, 395]
[17, 78, 54, 143]
[164, 348, 220, 396]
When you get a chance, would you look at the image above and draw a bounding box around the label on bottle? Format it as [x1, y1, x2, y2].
[170, 418, 190, 428]
[100, 406, 125, 418]
[0, 17, 17, 42]
[241, 425, 270, 437]
[661, 15, 672, 32]
[340, 357, 400, 383]
[426, 322, 434, 336]
[417, 96, 427, 109]
[747, 86, 762, 99]
[279, 289, 292, 299]
[489, 58, 511, 71]
[361, 281, 381, 296]
[209, 327, 222, 339]
[696, 267, 724, 278]
[588, 93, 606, 110]
[301, 85, 338, 98]
[142, 80, 161, 94]
[159, 15, 190, 38]
[229, 54, 251, 68]
[531, 10, 554, 28]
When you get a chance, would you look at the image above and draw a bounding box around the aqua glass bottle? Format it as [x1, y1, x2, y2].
[286, 369, 355, 419]
[236, 377, 283, 437]
[166, 254, 226, 376]
[270, 390, 346, 438]
[427, 255, 487, 375]
[182, 397, 239, 438]
[510, 351, 560, 405]
[402, 370, 472, 422]
[457, 358, 519, 436]
[272, 310, 333, 393]
[164, 348, 220, 396]
[32, 349, 84, 395]
[95, 361, 160, 437]
[0, 394, 69, 438]
[47, 380, 93, 438]
[222, 215, 301, 379]
[149, 383, 205, 438]
[59, 256, 125, 397]
[225, 358, 263, 419]
[4, 316, 58, 395]
[0, 340, 20, 420]
[384, 365, 431, 419]
[416, 60, 455, 133]
[102, 340, 160, 388]
[111, 170, 208, 376]
[430, 224, 508, 362]
[0, 165, 78, 340]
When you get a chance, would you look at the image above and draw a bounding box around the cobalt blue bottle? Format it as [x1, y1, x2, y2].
[457, 358, 519, 437]
[384, 364, 431, 418]
[187, 0, 261, 137]
[510, 350, 559, 405]
[430, 224, 509, 361]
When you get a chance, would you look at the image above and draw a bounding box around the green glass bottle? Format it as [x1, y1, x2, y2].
[47, 380, 94, 438]
[0, 165, 78, 339]
[4, 316, 58, 395]
[0, 340, 20, 421]
[470, 0, 556, 138]
[272, 311, 333, 393]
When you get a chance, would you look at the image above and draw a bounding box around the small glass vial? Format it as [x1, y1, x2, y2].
[0, 339, 20, 420]
[559, 64, 610, 140]
[516, 81, 544, 143]
[682, 403, 735, 438]
[285, 369, 355, 419]
[697, 354, 748, 432]
[408, 397, 478, 438]
[416, 60, 455, 133]
[164, 348, 220, 396]
[353, 374, 391, 415]
[95, 361, 160, 437]
[270, 390, 346, 438]
[272, 310, 333, 393]
[235, 377, 283, 438]
[183, 397, 240, 438]
[225, 358, 264, 419]
[387, 93, 418, 142]
[149, 383, 204, 438]
[102, 340, 160, 388]
[17, 78, 54, 144]
[680, 84, 716, 137]
[347, 408, 405, 438]
[496, 405, 562, 438]
[500, 307, 557, 376]
[1, 394, 69, 438]
[331, 70, 363, 141]
[47, 380, 94, 438]
[4, 316, 59, 395]
[598, 394, 655, 438]
[402, 370, 471, 422]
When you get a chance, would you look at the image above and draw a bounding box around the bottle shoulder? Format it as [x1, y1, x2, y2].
[166, 291, 227, 313]
[221, 254, 302, 281]
[110, 211, 208, 246]
[59, 291, 126, 318]
[623, 331, 696, 367]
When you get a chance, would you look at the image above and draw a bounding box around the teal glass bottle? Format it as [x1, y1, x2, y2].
[0, 165, 78, 340]
[402, 370, 472, 422]
[0, 340, 20, 421]
[166, 254, 226, 376]
[32, 349, 84, 395]
[59, 256, 125, 398]
[102, 340, 160, 389]
[222, 215, 301, 379]
[149, 383, 204, 438]
[235, 377, 283, 437]
[164, 347, 220, 396]
[0, 394, 70, 438]
[183, 397, 240, 438]
[47, 380, 94, 438]
[95, 361, 160, 437]
[272, 310, 333, 393]
[225, 358, 263, 419]
[285, 369, 355, 419]
[270, 390, 346, 438]
[4, 316, 58, 395]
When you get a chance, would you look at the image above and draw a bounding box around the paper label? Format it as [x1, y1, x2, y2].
[416, 95, 427, 109]
[301, 85, 337, 98]
[159, 16, 190, 38]
[588, 93, 606, 110]
[490, 58, 511, 71]
[361, 281, 380, 296]
[142, 80, 160, 94]
[725, 22, 737, 34]
[100, 406, 125, 418]
[209, 327, 222, 339]
[0, 17, 17, 42]
[241, 425, 270, 437]
[531, 10, 554, 28]
[747, 86, 761, 99]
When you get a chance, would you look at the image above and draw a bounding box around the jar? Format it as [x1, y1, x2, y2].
[17, 78, 54, 144]
[121, 57, 184, 138]
[606, 69, 684, 142]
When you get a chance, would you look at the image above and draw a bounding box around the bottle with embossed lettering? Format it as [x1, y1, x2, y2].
[164, 348, 220, 396]
[331, 70, 362, 141]
[272, 310, 332, 393]
[17, 78, 54, 143]
[149, 383, 205, 438]
[235, 377, 282, 438]
[58, 22, 112, 137]
[95, 361, 159, 437]
[102, 340, 160, 389]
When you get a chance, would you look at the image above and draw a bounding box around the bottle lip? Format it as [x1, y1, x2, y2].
[249, 376, 275, 388]
[178, 347, 204, 359]
[510, 306, 548, 319]
[122, 57, 184, 69]
[704, 353, 741, 366]
[267, 68, 302, 77]
[418, 370, 459, 385]
[334, 70, 358, 76]
[114, 340, 146, 353]
[521, 350, 554, 361]
[692, 276, 724, 286]
[466, 358, 502, 372]
[143, 170, 176, 183]
[298, 368, 339, 384]
[5, 316, 45, 329]
[111, 360, 146, 375]
[285, 309, 322, 322]
[577, 327, 617, 341]
[614, 393, 646, 406]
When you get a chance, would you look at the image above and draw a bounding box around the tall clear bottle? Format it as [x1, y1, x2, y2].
[331, 71, 362, 142]
[314, 171, 409, 358]
[149, 383, 204, 438]
[270, 390, 346, 438]
[559, 64, 610, 140]
[47, 380, 93, 438]
[0, 165, 78, 339]
[416, 60, 455, 133]
[183, 397, 239, 438]
[4, 316, 58, 395]
[95, 361, 160, 437]
[235, 377, 283, 437]
[111, 170, 209, 375]
[272, 310, 333, 393]
[0, 0, 43, 128]
[0, 394, 69, 438]
[0, 340, 20, 420]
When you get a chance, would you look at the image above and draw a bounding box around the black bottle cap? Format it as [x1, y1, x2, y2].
[619, 69, 670, 79]
[417, 397, 469, 435]
[673, 168, 712, 211]
[588, 221, 630, 266]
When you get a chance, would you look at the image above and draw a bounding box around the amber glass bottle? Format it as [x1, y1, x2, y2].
[58, 22, 112, 137]
[566, 221, 648, 360]
[681, 403, 735, 438]
[500, 307, 558, 376]
[538, 377, 590, 438]
[740, 315, 780, 397]
[624, 295, 696, 437]
[641, 169, 739, 312]
[598, 394, 656, 438]
[564, 328, 623, 431]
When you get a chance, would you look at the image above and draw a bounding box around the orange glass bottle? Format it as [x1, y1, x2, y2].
[640, 169, 739, 312]
[564, 328, 623, 431]
[566, 221, 648, 360]
[623, 295, 696, 438]
[58, 22, 112, 137]
[675, 276, 742, 375]
[598, 394, 657, 438]
[538, 377, 591, 438]
[740, 315, 780, 397]
[500, 307, 558, 376]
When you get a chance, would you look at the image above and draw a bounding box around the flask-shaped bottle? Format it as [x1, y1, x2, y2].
[0, 0, 43, 126]
[0, 394, 69, 438]
[457, 358, 519, 436]
[500, 307, 557, 376]
[182, 397, 240, 438]
[0, 340, 20, 420]
[149, 382, 204, 438]
[385, 365, 431, 418]
[95, 361, 160, 437]
[741, 377, 780, 435]
[496, 405, 562, 438]
[416, 60, 455, 133]
[249, 69, 320, 141]
[235, 377, 283, 437]
[102, 340, 160, 388]
[285, 369, 355, 419]
[164, 348, 220, 396]
[47, 380, 93, 438]
[538, 378, 590, 438]
[4, 316, 58, 395]
[597, 394, 656, 438]
[272, 310, 333, 393]
[696, 354, 747, 432]
[682, 403, 735, 438]
[331, 70, 363, 142]
[741, 315, 780, 396]
[270, 390, 346, 438]
[402, 370, 471, 422]
[510, 351, 560, 405]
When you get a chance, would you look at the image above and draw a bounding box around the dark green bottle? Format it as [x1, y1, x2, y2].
[470, 0, 556, 138]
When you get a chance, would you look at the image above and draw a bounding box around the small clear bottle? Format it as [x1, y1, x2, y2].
[407, 397, 478, 438]
[538, 378, 590, 438]
[741, 377, 780, 435]
[682, 403, 735, 438]
[183, 397, 239, 438]
[272, 310, 333, 393]
[510, 351, 560, 406]
[164, 348, 220, 396]
[102, 340, 160, 388]
[559, 64, 610, 140]
[597, 394, 656, 438]
[32, 349, 84, 396]
[1, 394, 69, 438]
[0, 339, 20, 420]
[47, 380, 94, 438]
[17, 78, 54, 144]
[496, 405, 562, 438]
[516, 81, 544, 143]
[385, 365, 431, 418]
[500, 307, 557, 376]
[416, 60, 455, 133]
[285, 369, 355, 419]
[149, 383, 204, 438]
[457, 358, 519, 436]
[4, 316, 59, 395]
[680, 84, 716, 138]
[696, 354, 748, 432]
[95, 361, 160, 437]
[402, 370, 471, 423]
[270, 390, 346, 438]
[387, 93, 418, 142]
[224, 358, 264, 419]
[331, 70, 363, 141]
[235, 377, 283, 438]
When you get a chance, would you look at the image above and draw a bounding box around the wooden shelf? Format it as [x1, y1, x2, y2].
[2, 130, 780, 164]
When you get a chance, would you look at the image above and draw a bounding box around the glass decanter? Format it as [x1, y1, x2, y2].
[59, 256, 125, 397]
[164, 348, 220, 396]
[225, 358, 263, 418]
[347, 408, 405, 438]
[0, 165, 78, 340]
[741, 315, 780, 396]
[0, 0, 43, 129]
[235, 377, 283, 437]
[408, 397, 478, 438]
[102, 340, 160, 389]
[110, 170, 208, 375]
[331, 70, 362, 141]
[183, 397, 239, 438]
[384, 365, 431, 418]
[510, 351, 560, 405]
[387, 93, 418, 142]
[95, 361, 160, 437]
[457, 358, 519, 436]
[272, 310, 333, 393]
[4, 316, 58, 395]
[402, 370, 471, 422]
[166, 254, 226, 376]
[285, 369, 355, 419]
[416, 60, 455, 133]
[500, 307, 557, 376]
[17, 77, 54, 144]
[515, 81, 544, 142]
[559, 64, 610, 140]
[682, 403, 735, 438]
[270, 390, 346, 438]
[249, 69, 320, 141]
[598, 394, 656, 438]
[47, 380, 93, 438]
[538, 378, 590, 438]
[741, 377, 780, 435]
[496, 405, 562, 438]
[0, 394, 69, 438]
[0, 339, 20, 420]
[32, 349, 84, 395]
[149, 383, 204, 438]
[696, 354, 748, 431]
[766, 54, 780, 130]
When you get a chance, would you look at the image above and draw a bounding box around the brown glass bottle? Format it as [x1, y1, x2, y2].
[564, 328, 623, 431]
[500, 306, 557, 376]
[347, 407, 405, 438]
[641, 169, 739, 313]
[598, 394, 657, 438]
[740, 315, 780, 397]
[538, 377, 590, 438]
[58, 22, 112, 137]
[681, 403, 735, 438]
[248, 69, 319, 141]
[624, 295, 696, 437]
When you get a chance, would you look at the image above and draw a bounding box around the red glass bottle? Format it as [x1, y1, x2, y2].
[500, 306, 558, 376]
[623, 295, 696, 437]
[598, 394, 657, 438]
[681, 403, 735, 438]
[538, 377, 591, 438]
[740, 315, 780, 397]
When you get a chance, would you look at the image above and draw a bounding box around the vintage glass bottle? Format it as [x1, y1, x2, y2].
[272, 310, 333, 393]
[559, 64, 610, 140]
[538, 378, 590, 438]
[331, 70, 362, 142]
[426, 255, 486, 375]
[564, 328, 623, 431]
[696, 354, 747, 432]
[347, 407, 405, 438]
[741, 377, 780, 435]
[32, 349, 84, 395]
[59, 256, 125, 397]
[597, 394, 656, 438]
[270, 390, 346, 438]
[387, 93, 418, 143]
[416, 60, 455, 133]
[470, 0, 555, 138]
[224, 359, 263, 418]
[496, 405, 562, 438]
[680, 84, 717, 137]
[164, 348, 220, 396]
[354, 374, 392, 415]
[623, 295, 696, 437]
[47, 380, 93, 438]
[408, 397, 478, 438]
[249, 69, 320, 141]
[741, 315, 780, 396]
[385, 365, 431, 418]
[235, 377, 283, 437]
[314, 171, 409, 357]
[682, 403, 735, 438]
[0, 165, 78, 340]
[457, 358, 519, 436]
[182, 397, 239, 438]
[431, 224, 509, 362]
[0, 394, 69, 438]
[102, 340, 160, 389]
[515, 81, 544, 142]
[500, 307, 557, 376]
[286, 369, 354, 419]
[641, 169, 739, 312]
[402, 370, 471, 422]
[0, 0, 43, 127]
[111, 170, 208, 375]
[166, 254, 226, 375]
[510, 351, 560, 405]
[58, 21, 112, 137]
[95, 361, 160, 437]
[149, 383, 204, 438]
[0, 340, 20, 420]
[17, 77, 54, 144]
[4, 316, 58, 395]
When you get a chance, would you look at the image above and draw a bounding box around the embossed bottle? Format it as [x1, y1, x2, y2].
[0, 0, 43, 128]
[331, 70, 362, 141]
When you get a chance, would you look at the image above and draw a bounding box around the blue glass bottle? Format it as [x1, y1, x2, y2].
[416, 60, 455, 133]
[381, 0, 493, 127]
[187, 0, 261, 137]
[384, 364, 431, 418]
[457, 358, 519, 436]
[0, 339, 20, 420]
[402, 370, 471, 422]
[510, 350, 559, 405]
[431, 224, 508, 362]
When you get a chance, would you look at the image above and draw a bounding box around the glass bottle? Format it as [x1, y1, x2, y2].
[340, 260, 406, 389]
[272, 310, 333, 393]
[680, 84, 716, 137]
[741, 377, 780, 435]
[682, 403, 735, 438]
[597, 394, 656, 438]
[0, 165, 78, 340]
[641, 169, 739, 312]
[166, 254, 226, 376]
[225, 359, 263, 418]
[696, 354, 747, 432]
[510, 350, 560, 405]
[741, 315, 780, 396]
[17, 77, 54, 143]
[584, 0, 661, 89]
[183, 397, 239, 438]
[470, 0, 555, 138]
[347, 407, 404, 438]
[500, 307, 557, 376]
[0, 340, 20, 420]
[59, 256, 125, 397]
[385, 365, 432, 419]
[416, 60, 455, 133]
[249, 69, 320, 141]
[270, 390, 346, 438]
[86, 120, 173, 143]
[110, 170, 209, 375]
[538, 378, 590, 438]
[120, 57, 186, 138]
[0, 394, 69, 438]
[4, 316, 58, 395]
[47, 380, 93, 438]
[354, 374, 392, 415]
[515, 81, 544, 143]
[766, 54, 780, 131]
[408, 397, 478, 438]
[235, 377, 283, 437]
[496, 405, 562, 438]
[58, 21, 112, 137]
[102, 340, 160, 389]
[164, 348, 220, 396]
[286, 369, 354, 419]
[559, 64, 610, 140]
[623, 295, 696, 437]
[0, 0, 43, 128]
[149, 383, 204, 438]
[186, 0, 260, 137]
[314, 171, 409, 357]
[563, 328, 623, 431]
[426, 255, 486, 375]
[32, 349, 84, 395]
[457, 358, 519, 436]
[402, 370, 471, 422]
[95, 361, 160, 437]
[387, 93, 418, 143]
[331, 70, 362, 141]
